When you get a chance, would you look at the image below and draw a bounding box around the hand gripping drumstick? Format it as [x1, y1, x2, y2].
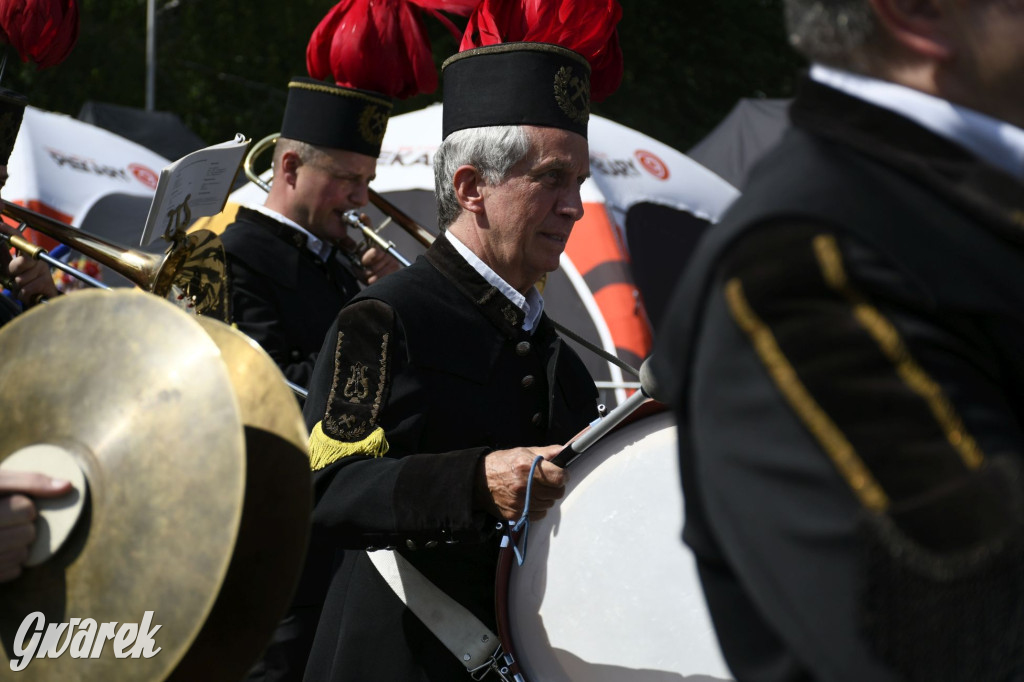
[551, 357, 665, 469]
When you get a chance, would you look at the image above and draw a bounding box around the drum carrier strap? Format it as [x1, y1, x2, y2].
[366, 549, 523, 681]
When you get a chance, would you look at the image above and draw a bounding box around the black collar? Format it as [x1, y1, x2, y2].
[235, 206, 312, 252]
[791, 77, 1024, 245]
[423, 233, 529, 339]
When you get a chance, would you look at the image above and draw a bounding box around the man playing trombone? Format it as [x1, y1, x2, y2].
[215, 78, 400, 389]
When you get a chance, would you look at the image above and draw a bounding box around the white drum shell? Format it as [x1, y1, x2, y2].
[507, 411, 733, 681]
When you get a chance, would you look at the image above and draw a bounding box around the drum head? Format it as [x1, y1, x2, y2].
[507, 411, 733, 681]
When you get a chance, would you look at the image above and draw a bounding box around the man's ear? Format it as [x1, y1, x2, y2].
[869, 0, 953, 61]
[453, 165, 486, 215]
[277, 150, 302, 188]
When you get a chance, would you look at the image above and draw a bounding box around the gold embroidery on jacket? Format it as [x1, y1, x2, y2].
[343, 363, 370, 403]
[725, 277, 889, 512]
[812, 234, 984, 471]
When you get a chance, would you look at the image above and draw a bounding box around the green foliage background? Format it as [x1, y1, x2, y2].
[4, 0, 805, 154]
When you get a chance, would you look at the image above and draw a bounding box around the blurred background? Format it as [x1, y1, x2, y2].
[2, 0, 805, 154]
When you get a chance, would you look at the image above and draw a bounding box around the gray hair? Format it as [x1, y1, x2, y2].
[433, 126, 531, 231]
[784, 0, 880, 71]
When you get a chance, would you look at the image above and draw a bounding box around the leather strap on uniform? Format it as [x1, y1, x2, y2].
[366, 549, 500, 672]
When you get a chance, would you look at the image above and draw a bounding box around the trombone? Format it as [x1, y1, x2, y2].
[0, 200, 230, 321]
[242, 133, 435, 271]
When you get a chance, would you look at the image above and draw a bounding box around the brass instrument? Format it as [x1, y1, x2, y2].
[1, 201, 229, 321]
[242, 133, 436, 269]
[0, 289, 311, 680]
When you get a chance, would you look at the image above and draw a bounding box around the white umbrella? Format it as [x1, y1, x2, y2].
[5, 106, 169, 238]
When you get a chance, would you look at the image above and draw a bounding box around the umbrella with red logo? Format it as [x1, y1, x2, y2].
[3, 106, 171, 287]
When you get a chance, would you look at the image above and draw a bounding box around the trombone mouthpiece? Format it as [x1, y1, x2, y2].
[342, 210, 364, 229]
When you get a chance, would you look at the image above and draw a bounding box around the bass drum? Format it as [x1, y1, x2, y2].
[505, 410, 733, 681]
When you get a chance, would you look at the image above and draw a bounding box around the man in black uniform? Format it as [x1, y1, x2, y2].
[218, 79, 399, 387]
[298, 42, 605, 681]
[1, 88, 59, 327]
[654, 1, 1024, 680]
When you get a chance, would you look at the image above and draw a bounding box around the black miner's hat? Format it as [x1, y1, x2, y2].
[280, 78, 393, 158]
[441, 43, 592, 140]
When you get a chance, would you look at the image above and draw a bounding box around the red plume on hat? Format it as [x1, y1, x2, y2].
[0, 0, 79, 69]
[460, 0, 623, 102]
[307, 0, 480, 100]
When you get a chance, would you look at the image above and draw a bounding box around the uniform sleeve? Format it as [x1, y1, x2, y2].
[302, 298, 493, 550]
[685, 222, 1024, 682]
[227, 258, 317, 387]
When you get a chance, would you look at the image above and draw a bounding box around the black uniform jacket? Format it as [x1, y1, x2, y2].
[219, 206, 361, 387]
[0, 293, 19, 327]
[654, 79, 1024, 682]
[296, 235, 598, 681]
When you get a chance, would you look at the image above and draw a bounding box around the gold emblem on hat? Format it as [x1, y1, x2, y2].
[359, 105, 389, 146]
[554, 66, 590, 126]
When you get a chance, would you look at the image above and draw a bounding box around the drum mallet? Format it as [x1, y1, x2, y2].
[552, 357, 665, 468]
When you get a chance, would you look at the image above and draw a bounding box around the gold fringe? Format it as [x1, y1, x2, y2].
[812, 235, 984, 471]
[725, 277, 890, 512]
[308, 421, 389, 472]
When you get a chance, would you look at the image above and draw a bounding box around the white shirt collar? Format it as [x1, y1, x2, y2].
[810, 64, 1024, 181]
[247, 203, 333, 261]
[443, 230, 545, 333]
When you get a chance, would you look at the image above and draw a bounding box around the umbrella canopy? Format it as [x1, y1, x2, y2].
[77, 101, 207, 163]
[3, 106, 171, 287]
[4, 106, 168, 240]
[223, 104, 737, 404]
[687, 97, 791, 191]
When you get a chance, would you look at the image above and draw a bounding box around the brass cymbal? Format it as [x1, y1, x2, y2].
[192, 316, 307, 452]
[171, 317, 312, 682]
[0, 289, 246, 681]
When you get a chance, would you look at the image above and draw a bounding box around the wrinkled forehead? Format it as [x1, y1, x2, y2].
[522, 126, 590, 171]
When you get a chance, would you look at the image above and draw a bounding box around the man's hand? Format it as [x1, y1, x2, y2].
[336, 213, 402, 285]
[7, 253, 58, 305]
[360, 246, 401, 284]
[0, 471, 73, 582]
[475, 445, 568, 521]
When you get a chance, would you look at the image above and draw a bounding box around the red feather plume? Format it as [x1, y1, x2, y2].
[0, 0, 79, 69]
[460, 0, 622, 102]
[307, 0, 478, 100]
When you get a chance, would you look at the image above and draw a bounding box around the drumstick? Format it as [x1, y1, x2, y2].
[551, 357, 664, 468]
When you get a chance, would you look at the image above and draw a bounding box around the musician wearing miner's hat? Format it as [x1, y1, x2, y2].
[295, 1, 622, 679]
[214, 77, 401, 390]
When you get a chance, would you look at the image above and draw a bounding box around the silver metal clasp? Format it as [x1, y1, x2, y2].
[468, 646, 523, 682]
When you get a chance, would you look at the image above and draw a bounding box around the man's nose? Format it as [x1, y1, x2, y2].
[560, 185, 585, 221]
[350, 181, 370, 207]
